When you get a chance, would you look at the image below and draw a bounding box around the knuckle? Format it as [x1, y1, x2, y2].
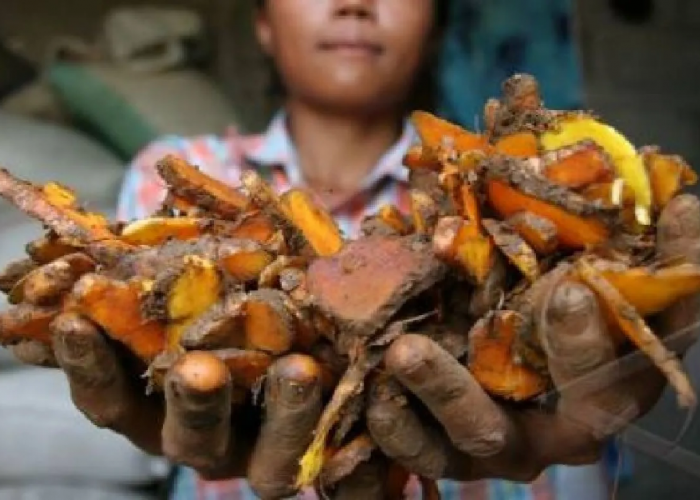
[249, 477, 294, 500]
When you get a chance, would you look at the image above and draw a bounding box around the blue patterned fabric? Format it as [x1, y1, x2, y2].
[436, 0, 584, 129]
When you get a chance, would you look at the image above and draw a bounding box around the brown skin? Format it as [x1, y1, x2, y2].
[255, 0, 436, 207]
[367, 195, 700, 481]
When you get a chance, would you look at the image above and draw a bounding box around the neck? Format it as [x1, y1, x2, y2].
[285, 100, 404, 197]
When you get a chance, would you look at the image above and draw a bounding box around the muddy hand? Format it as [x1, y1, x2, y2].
[367, 195, 700, 482]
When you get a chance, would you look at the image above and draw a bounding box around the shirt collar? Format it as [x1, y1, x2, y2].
[243, 110, 417, 189]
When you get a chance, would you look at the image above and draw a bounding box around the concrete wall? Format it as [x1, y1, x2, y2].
[576, 0, 700, 173]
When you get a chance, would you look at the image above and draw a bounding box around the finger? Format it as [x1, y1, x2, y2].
[366, 376, 450, 479]
[325, 454, 390, 500]
[162, 350, 234, 478]
[539, 281, 640, 437]
[52, 312, 162, 455]
[11, 340, 58, 367]
[385, 334, 511, 457]
[656, 194, 700, 352]
[248, 354, 323, 499]
[539, 280, 616, 390]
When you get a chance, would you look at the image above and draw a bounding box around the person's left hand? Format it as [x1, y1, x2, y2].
[366, 194, 700, 483]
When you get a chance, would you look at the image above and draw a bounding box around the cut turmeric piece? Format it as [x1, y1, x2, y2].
[454, 222, 495, 285]
[156, 155, 249, 218]
[0, 303, 61, 346]
[258, 255, 308, 289]
[165, 255, 222, 350]
[506, 212, 558, 255]
[580, 181, 635, 208]
[643, 149, 698, 211]
[409, 189, 440, 236]
[540, 114, 652, 226]
[432, 216, 463, 263]
[229, 211, 277, 244]
[495, 132, 539, 158]
[42, 182, 77, 208]
[0, 258, 37, 294]
[482, 219, 540, 282]
[411, 110, 493, 154]
[11, 253, 95, 306]
[210, 348, 273, 388]
[180, 292, 246, 350]
[573, 258, 696, 408]
[486, 179, 609, 249]
[467, 311, 548, 401]
[278, 189, 344, 256]
[244, 289, 296, 355]
[541, 141, 614, 189]
[403, 144, 442, 171]
[121, 217, 205, 246]
[0, 168, 121, 247]
[26, 235, 80, 264]
[321, 433, 376, 485]
[218, 240, 274, 282]
[240, 169, 280, 208]
[71, 274, 166, 362]
[596, 262, 700, 317]
[377, 204, 411, 235]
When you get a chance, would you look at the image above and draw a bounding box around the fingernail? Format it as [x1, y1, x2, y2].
[661, 196, 700, 240]
[59, 332, 97, 365]
[545, 283, 595, 334]
[274, 376, 318, 405]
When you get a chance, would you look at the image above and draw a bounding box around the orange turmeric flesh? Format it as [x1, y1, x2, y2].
[218, 240, 274, 282]
[244, 289, 295, 355]
[542, 141, 614, 189]
[411, 110, 493, 154]
[494, 132, 539, 158]
[120, 217, 206, 246]
[210, 348, 273, 388]
[506, 212, 558, 255]
[486, 179, 609, 249]
[403, 144, 442, 171]
[0, 303, 61, 346]
[278, 189, 344, 257]
[467, 310, 548, 401]
[377, 204, 411, 235]
[156, 155, 250, 218]
[71, 274, 166, 362]
[482, 219, 540, 282]
[643, 149, 698, 211]
[0, 168, 123, 248]
[596, 262, 700, 317]
[573, 259, 696, 409]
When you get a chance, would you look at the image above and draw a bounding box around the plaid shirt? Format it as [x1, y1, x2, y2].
[117, 112, 583, 499]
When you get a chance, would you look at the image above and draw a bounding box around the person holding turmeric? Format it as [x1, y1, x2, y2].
[18, 1, 699, 498]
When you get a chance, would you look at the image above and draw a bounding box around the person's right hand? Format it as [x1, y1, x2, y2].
[5, 310, 332, 499]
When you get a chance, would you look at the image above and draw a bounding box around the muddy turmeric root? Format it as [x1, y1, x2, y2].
[10, 253, 95, 306]
[278, 189, 344, 257]
[573, 258, 696, 408]
[0, 303, 61, 346]
[643, 149, 698, 211]
[410, 110, 493, 154]
[26, 235, 80, 264]
[594, 261, 700, 317]
[482, 219, 540, 282]
[71, 274, 166, 362]
[541, 141, 614, 189]
[244, 289, 296, 355]
[0, 258, 37, 294]
[506, 212, 558, 255]
[156, 155, 250, 218]
[467, 310, 548, 401]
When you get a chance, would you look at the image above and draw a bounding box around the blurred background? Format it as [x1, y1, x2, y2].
[0, 0, 698, 498]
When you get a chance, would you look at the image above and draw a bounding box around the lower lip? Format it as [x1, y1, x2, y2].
[322, 45, 380, 57]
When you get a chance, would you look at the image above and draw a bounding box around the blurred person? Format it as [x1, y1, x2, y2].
[15, 1, 698, 499]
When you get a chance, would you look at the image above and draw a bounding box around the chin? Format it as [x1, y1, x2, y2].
[308, 82, 406, 115]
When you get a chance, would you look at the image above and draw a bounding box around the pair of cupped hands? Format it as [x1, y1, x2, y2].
[13, 195, 700, 499]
